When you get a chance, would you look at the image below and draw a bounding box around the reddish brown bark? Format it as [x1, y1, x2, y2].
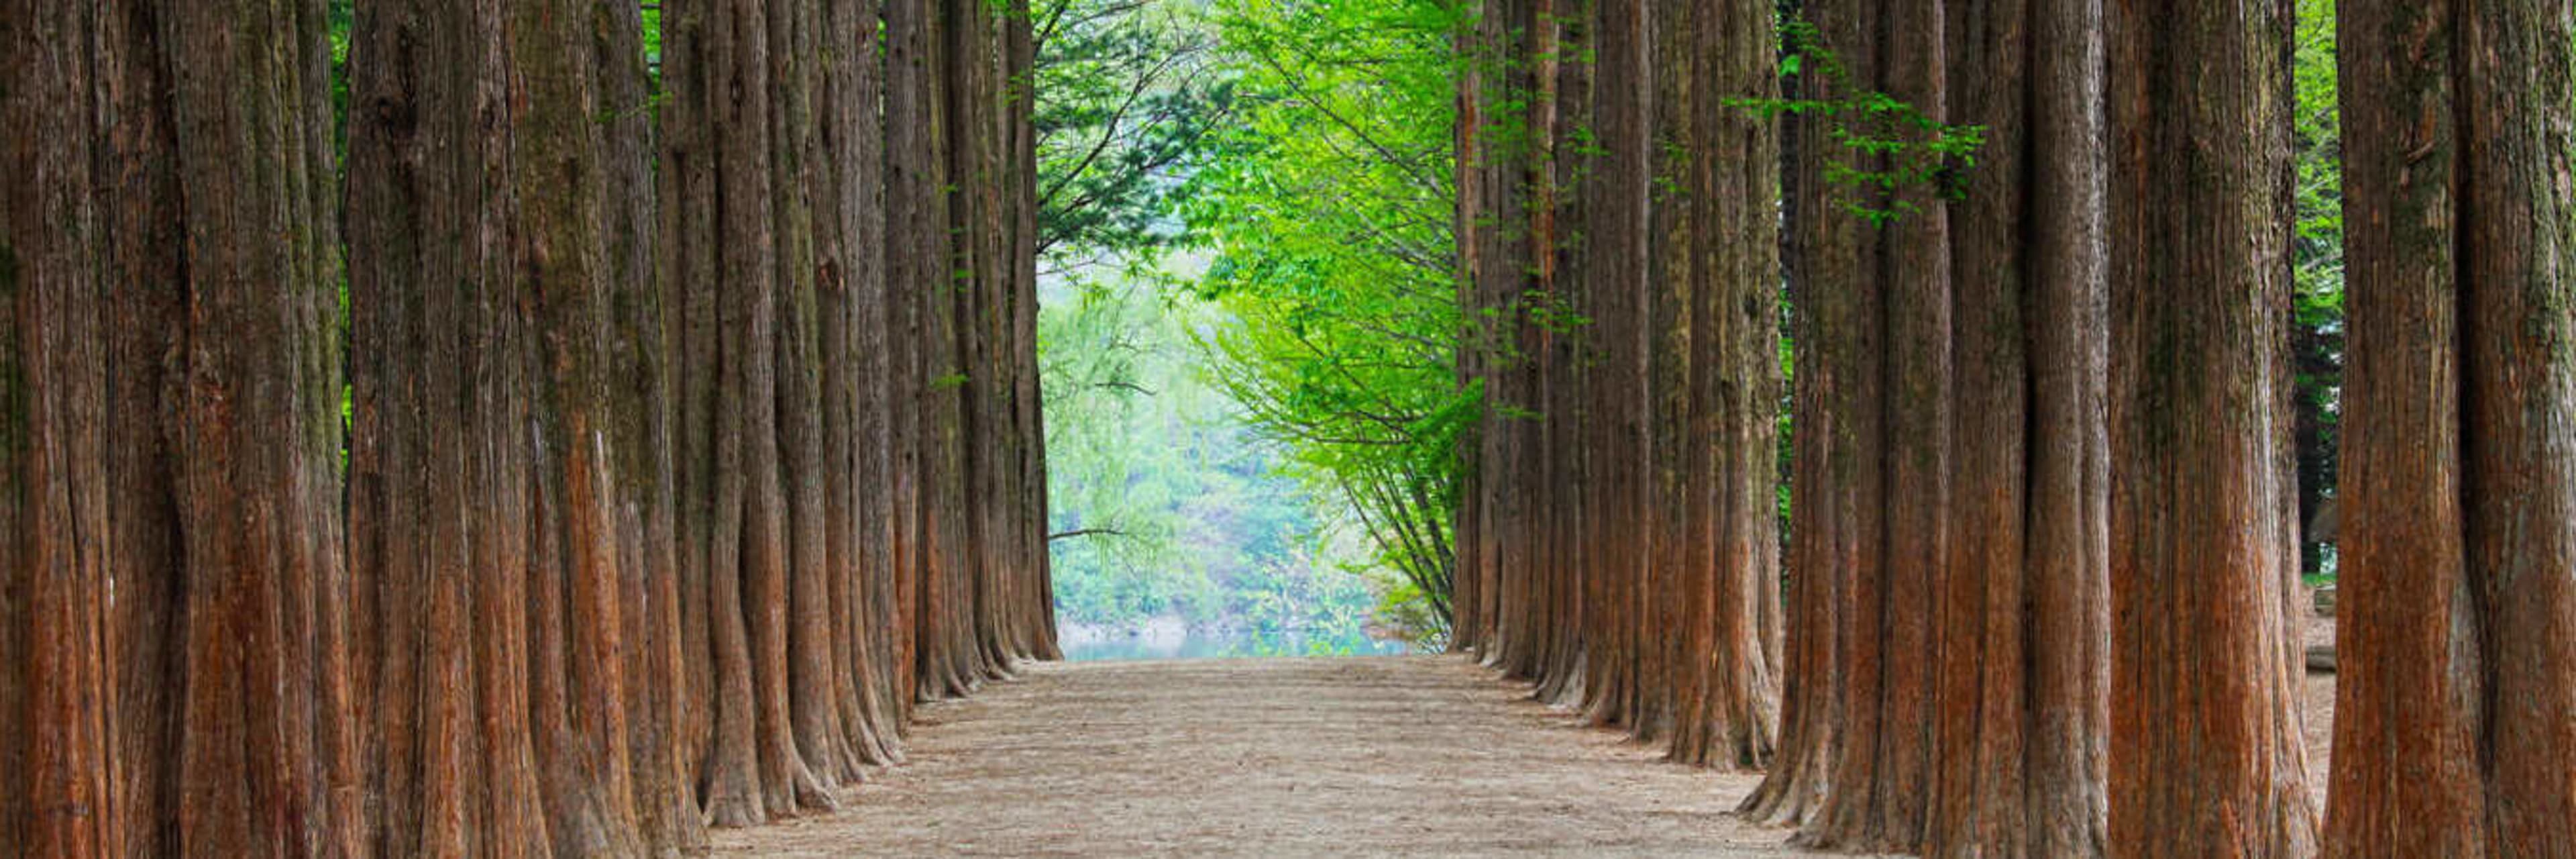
[2107, 0, 2318, 854]
[1739, 4, 1951, 852]
[346, 1, 662, 852]
[1667, 0, 1785, 772]
[159, 1, 363, 854]
[657, 0, 840, 827]
[1577, 0, 1649, 731]
[1744, 3, 2114, 855]
[2328, 0, 2576, 854]
[816, 0, 909, 770]
[5, 0, 1053, 853]
[10, 3, 357, 856]
[1456, 0, 1782, 767]
[593, 0, 708, 852]
[1, 3, 117, 854]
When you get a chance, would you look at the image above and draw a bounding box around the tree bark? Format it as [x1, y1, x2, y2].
[1456, 0, 1782, 768]
[156, 1, 362, 854]
[657, 0, 835, 827]
[2328, 0, 2576, 853]
[1, 3, 118, 853]
[347, 1, 671, 852]
[2107, 0, 2318, 854]
[1666, 0, 1785, 773]
[592, 0, 708, 852]
[11, 3, 355, 856]
[3, 0, 1057, 853]
[1743, 3, 2116, 855]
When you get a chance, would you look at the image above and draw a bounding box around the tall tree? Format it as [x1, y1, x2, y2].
[4, 1, 1059, 853]
[1737, 3, 1955, 850]
[1741, 2, 2114, 854]
[659, 0, 831, 825]
[812, 0, 912, 770]
[1, 2, 116, 853]
[1927, 0, 2113, 853]
[345, 0, 694, 851]
[13, 1, 367, 854]
[594, 0, 710, 852]
[2107, 0, 2318, 854]
[2327, 0, 2576, 853]
[1456, 0, 1783, 764]
[13, 2, 358, 856]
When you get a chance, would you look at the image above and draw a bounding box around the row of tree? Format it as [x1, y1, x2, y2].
[0, 0, 1056, 856]
[1452, 0, 1784, 772]
[1453, 0, 2573, 856]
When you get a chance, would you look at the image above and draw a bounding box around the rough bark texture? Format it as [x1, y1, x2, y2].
[2107, 0, 2319, 854]
[1456, 0, 1783, 768]
[3, 1, 1051, 854]
[1, 3, 117, 854]
[17, 2, 365, 856]
[1753, 5, 1956, 852]
[2328, 0, 2576, 854]
[1737, 2, 2116, 855]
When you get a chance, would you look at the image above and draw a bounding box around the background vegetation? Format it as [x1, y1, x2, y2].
[1033, 0, 1463, 649]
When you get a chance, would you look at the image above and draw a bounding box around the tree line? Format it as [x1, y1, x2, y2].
[1451, 0, 2572, 857]
[0, 1, 1055, 856]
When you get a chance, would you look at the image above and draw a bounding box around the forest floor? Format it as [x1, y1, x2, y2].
[716, 651, 2341, 857]
[716, 656, 1829, 856]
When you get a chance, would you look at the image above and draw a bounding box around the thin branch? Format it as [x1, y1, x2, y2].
[1048, 527, 1134, 542]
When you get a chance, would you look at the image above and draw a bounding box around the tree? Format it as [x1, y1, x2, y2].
[1734, 3, 2116, 854]
[2107, 0, 2318, 854]
[1033, 0, 1228, 266]
[2, 3, 117, 852]
[11, 3, 358, 856]
[6, 1, 1055, 853]
[1737, 3, 1957, 850]
[1456, 0, 1784, 764]
[345, 0, 667, 851]
[594, 0, 710, 850]
[2326, 0, 2576, 853]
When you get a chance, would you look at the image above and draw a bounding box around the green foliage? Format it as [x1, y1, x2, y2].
[2291, 0, 2345, 578]
[1178, 0, 1470, 641]
[1039, 276, 1389, 636]
[1725, 16, 1987, 227]
[1034, 0, 1232, 265]
[1033, 0, 1445, 644]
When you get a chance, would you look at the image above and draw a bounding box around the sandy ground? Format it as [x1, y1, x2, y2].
[718, 653, 2342, 857]
[716, 656, 1851, 857]
[2304, 619, 2338, 792]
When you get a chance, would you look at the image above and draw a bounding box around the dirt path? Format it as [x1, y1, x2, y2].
[714, 656, 1847, 857]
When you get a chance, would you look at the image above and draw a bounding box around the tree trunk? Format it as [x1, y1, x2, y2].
[1458, 0, 1782, 766]
[1666, 0, 1784, 773]
[657, 0, 835, 827]
[1738, 3, 1949, 851]
[2107, 0, 2318, 853]
[592, 0, 709, 852]
[151, 1, 364, 854]
[815, 0, 908, 770]
[1578, 0, 1650, 732]
[1745, 3, 2116, 854]
[347, 1, 674, 852]
[1006, 0, 1060, 663]
[12, 3, 357, 856]
[1927, 0, 2114, 854]
[3, 0, 1056, 853]
[2328, 0, 2576, 853]
[1, 3, 117, 853]
[92, 0, 190, 853]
